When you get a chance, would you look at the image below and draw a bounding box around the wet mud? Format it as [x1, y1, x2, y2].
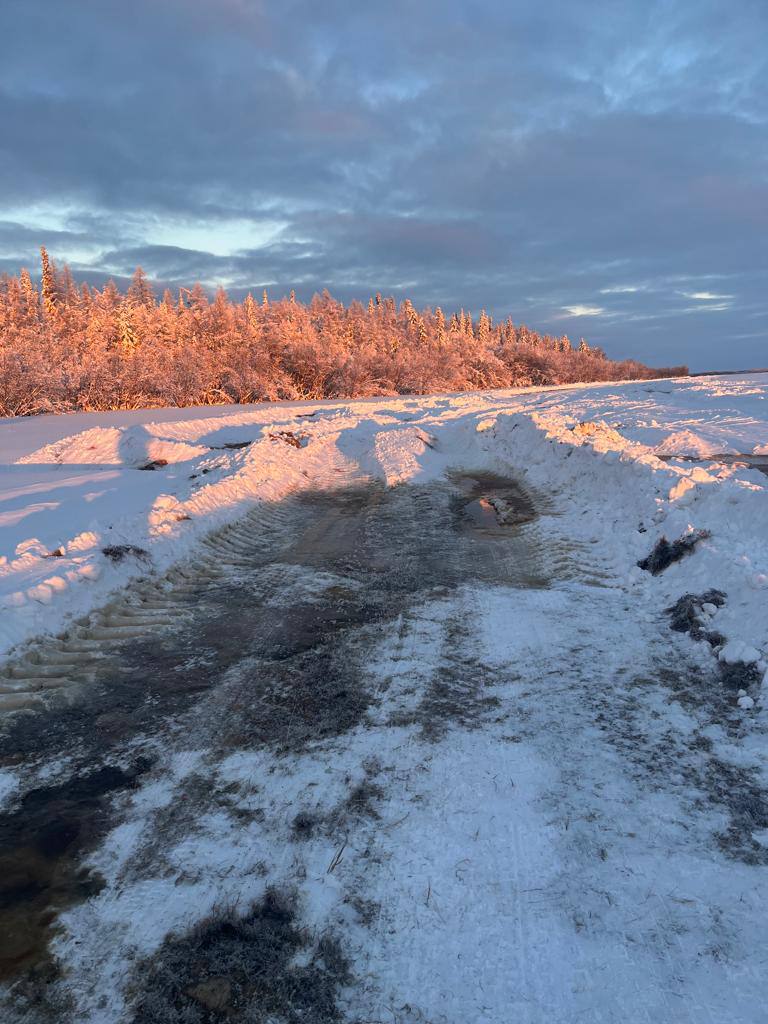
[2, 466, 765, 1021]
[0, 472, 545, 987]
[0, 759, 152, 981]
[450, 471, 538, 537]
[127, 890, 350, 1024]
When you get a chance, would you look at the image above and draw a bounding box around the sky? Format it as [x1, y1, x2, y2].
[0, 0, 766, 370]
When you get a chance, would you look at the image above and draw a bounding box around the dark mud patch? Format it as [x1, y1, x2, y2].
[193, 587, 388, 665]
[0, 472, 547, 998]
[212, 637, 372, 755]
[269, 431, 307, 449]
[719, 660, 763, 692]
[390, 620, 504, 743]
[0, 637, 211, 769]
[102, 544, 150, 564]
[182, 477, 543, 754]
[666, 589, 726, 645]
[291, 777, 385, 843]
[413, 667, 502, 742]
[601, 667, 768, 865]
[284, 484, 387, 575]
[707, 758, 768, 865]
[664, 591, 763, 697]
[0, 758, 152, 981]
[637, 530, 710, 575]
[127, 890, 351, 1024]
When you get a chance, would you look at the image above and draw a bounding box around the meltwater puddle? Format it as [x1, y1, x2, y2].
[451, 471, 538, 537]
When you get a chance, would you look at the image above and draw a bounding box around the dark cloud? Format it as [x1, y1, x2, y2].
[0, 0, 766, 368]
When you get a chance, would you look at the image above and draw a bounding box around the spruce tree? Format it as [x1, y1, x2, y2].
[116, 305, 138, 353]
[40, 246, 58, 319]
[128, 266, 154, 307]
[244, 293, 258, 330]
[19, 268, 39, 320]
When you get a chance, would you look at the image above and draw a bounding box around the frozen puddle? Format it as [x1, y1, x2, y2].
[1, 471, 767, 1023]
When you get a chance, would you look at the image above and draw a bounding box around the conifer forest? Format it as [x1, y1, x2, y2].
[0, 249, 686, 416]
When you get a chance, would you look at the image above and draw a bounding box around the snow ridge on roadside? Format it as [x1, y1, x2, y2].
[1, 374, 766, 696]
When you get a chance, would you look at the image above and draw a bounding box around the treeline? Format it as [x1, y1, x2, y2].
[0, 248, 687, 416]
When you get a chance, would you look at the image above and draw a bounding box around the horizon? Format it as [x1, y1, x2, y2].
[1, 1, 766, 371]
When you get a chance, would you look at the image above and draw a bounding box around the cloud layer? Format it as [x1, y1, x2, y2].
[1, 0, 766, 368]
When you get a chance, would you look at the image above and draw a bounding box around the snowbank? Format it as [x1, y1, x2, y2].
[1, 373, 766, 688]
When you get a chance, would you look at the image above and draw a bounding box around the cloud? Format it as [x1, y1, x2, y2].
[681, 302, 732, 313]
[0, 0, 766, 369]
[681, 291, 734, 300]
[562, 305, 606, 318]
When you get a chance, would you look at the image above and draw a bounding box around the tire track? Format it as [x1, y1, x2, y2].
[0, 467, 610, 1020]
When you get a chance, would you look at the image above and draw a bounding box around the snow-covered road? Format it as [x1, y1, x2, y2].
[1, 374, 767, 1022]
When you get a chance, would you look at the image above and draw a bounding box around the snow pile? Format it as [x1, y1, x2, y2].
[1, 373, 766, 691]
[477, 401, 767, 686]
[16, 424, 210, 468]
[370, 426, 437, 485]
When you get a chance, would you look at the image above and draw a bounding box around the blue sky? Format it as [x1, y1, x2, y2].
[0, 0, 766, 369]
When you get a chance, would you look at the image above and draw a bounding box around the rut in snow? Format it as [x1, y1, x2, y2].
[0, 471, 608, 717]
[2, 467, 767, 1024]
[0, 470, 604, 989]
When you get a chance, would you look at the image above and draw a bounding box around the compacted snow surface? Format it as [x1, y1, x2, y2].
[0, 374, 767, 1023]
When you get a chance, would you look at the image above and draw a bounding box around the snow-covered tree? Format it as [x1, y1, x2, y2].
[127, 266, 154, 308]
[0, 253, 684, 416]
[39, 246, 58, 320]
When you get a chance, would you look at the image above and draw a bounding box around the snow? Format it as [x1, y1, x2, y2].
[0, 768, 19, 810]
[2, 374, 766, 674]
[720, 641, 761, 665]
[43, 552, 768, 1023]
[2, 373, 768, 1023]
